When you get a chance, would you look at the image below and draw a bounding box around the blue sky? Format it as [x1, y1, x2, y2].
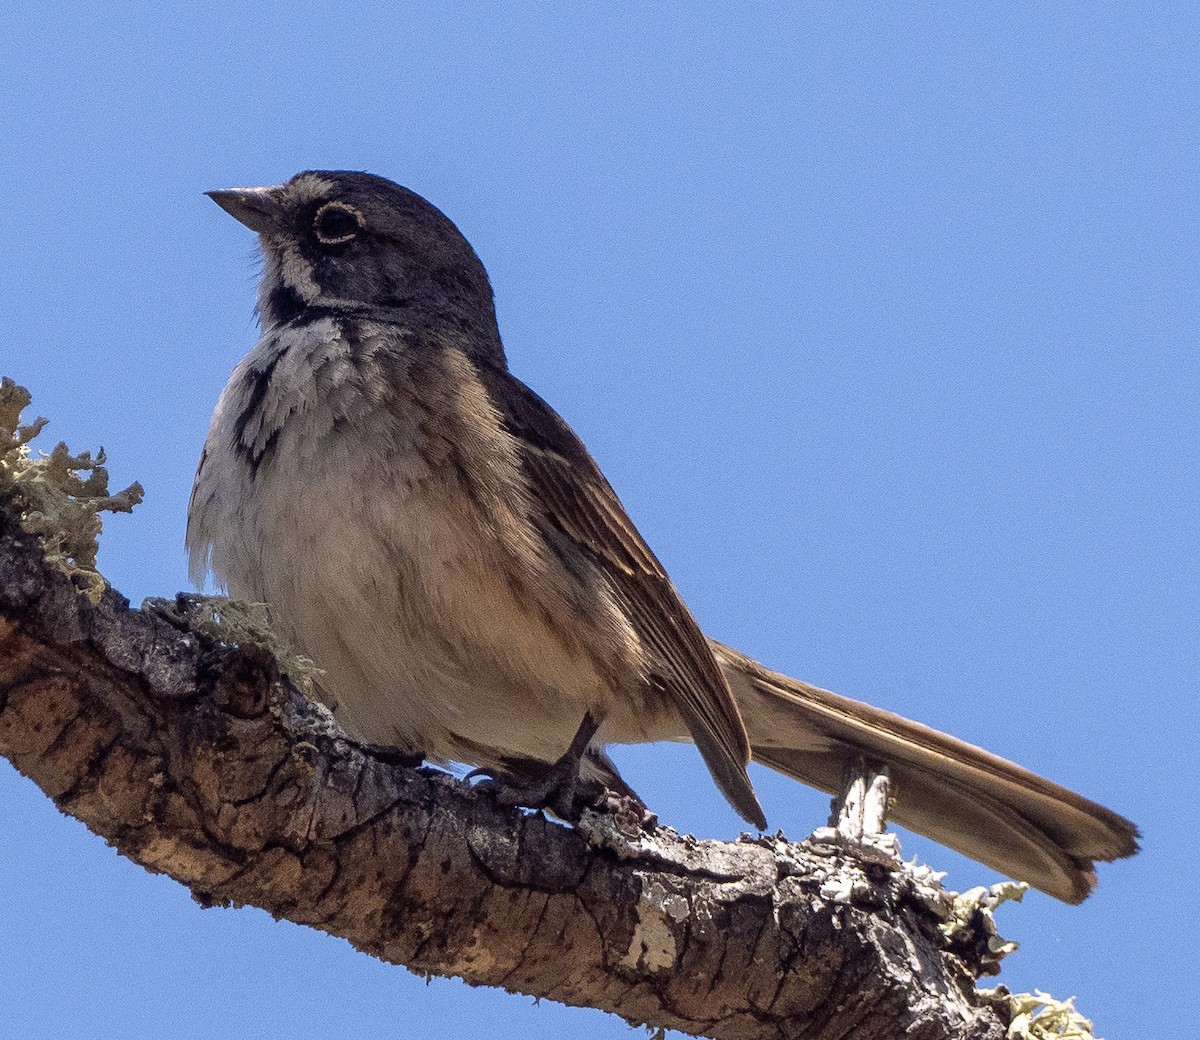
[3, 4, 1195, 1037]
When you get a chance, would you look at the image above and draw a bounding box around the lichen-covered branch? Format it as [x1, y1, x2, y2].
[0, 379, 1017, 1040]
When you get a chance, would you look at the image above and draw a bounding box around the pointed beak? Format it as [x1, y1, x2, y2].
[205, 185, 285, 235]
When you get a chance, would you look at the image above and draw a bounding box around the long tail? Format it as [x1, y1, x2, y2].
[709, 641, 1139, 903]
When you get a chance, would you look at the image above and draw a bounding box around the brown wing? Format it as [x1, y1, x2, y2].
[482, 367, 766, 828]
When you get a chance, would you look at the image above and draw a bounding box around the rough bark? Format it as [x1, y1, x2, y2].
[0, 517, 1010, 1040]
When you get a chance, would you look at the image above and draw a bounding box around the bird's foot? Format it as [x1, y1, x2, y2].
[471, 713, 606, 822]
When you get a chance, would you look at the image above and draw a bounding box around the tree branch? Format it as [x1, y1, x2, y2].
[0, 513, 1015, 1040]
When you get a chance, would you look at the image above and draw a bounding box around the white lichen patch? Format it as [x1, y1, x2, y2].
[0, 377, 143, 601]
[620, 878, 688, 973]
[818, 869, 874, 905]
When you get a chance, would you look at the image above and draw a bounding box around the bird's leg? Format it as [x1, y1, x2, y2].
[829, 758, 892, 840]
[476, 712, 607, 822]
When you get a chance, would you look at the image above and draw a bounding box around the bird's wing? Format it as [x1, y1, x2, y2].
[482, 368, 765, 828]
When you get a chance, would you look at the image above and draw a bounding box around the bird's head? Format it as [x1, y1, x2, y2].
[207, 171, 502, 358]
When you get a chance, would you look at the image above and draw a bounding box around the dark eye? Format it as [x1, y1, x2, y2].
[313, 201, 363, 245]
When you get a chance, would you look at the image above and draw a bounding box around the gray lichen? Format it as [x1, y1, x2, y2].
[940, 881, 1027, 965]
[0, 377, 143, 601]
[143, 593, 326, 698]
[980, 988, 1099, 1040]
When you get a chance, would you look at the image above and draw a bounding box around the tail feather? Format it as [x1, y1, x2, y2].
[709, 641, 1140, 903]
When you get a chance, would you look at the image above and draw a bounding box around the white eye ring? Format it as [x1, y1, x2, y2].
[313, 201, 364, 245]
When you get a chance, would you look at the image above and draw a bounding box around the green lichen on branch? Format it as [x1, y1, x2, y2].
[981, 989, 1099, 1040]
[144, 593, 326, 698]
[953, 888, 1100, 1038]
[940, 880, 1026, 971]
[0, 377, 143, 599]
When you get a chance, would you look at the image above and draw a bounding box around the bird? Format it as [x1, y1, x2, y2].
[187, 170, 1138, 904]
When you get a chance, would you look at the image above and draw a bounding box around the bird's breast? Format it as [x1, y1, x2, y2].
[188, 322, 661, 763]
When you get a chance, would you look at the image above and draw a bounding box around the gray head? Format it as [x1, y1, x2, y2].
[207, 171, 504, 365]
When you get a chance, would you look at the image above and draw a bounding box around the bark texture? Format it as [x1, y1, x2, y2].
[0, 517, 1010, 1040]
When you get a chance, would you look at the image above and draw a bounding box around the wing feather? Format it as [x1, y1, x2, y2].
[481, 368, 765, 827]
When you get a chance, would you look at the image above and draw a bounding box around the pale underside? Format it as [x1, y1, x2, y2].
[187, 319, 681, 771]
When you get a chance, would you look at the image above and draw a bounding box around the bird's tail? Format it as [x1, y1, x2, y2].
[709, 641, 1139, 903]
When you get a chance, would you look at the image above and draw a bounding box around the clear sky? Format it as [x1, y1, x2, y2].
[3, 4, 1195, 1037]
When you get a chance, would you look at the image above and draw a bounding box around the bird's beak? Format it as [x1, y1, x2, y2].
[205, 186, 285, 235]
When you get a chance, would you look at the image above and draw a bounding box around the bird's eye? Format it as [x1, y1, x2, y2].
[313, 201, 363, 245]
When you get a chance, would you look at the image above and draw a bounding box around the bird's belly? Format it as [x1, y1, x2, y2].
[209, 458, 660, 768]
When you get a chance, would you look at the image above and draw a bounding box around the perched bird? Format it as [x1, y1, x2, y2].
[188, 170, 1138, 903]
